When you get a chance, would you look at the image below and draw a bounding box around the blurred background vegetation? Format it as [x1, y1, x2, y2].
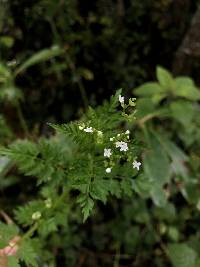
[0, 0, 199, 127]
[1, 1, 200, 266]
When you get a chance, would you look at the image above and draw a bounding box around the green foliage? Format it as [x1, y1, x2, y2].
[0, 67, 200, 266]
[0, 1, 200, 265]
[0, 222, 19, 248]
[168, 243, 198, 267]
[14, 45, 64, 76]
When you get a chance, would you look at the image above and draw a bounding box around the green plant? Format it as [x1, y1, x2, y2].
[1, 67, 200, 267]
[0, 90, 141, 266]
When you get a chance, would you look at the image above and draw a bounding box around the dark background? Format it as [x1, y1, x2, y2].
[1, 0, 199, 128]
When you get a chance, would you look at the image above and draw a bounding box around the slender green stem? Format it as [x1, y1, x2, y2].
[65, 54, 89, 110]
[21, 222, 38, 241]
[138, 113, 158, 127]
[15, 101, 29, 136]
[77, 79, 89, 110]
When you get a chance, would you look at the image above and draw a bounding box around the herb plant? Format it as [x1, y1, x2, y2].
[0, 67, 200, 267]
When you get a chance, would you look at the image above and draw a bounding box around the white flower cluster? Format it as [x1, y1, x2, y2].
[79, 124, 94, 133]
[115, 141, 128, 152]
[78, 111, 141, 174]
[79, 125, 103, 136]
[103, 129, 141, 174]
[84, 127, 93, 133]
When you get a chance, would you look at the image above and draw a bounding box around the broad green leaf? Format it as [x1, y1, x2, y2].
[134, 82, 164, 96]
[15, 45, 64, 75]
[168, 243, 198, 267]
[143, 130, 171, 186]
[136, 98, 156, 119]
[151, 93, 166, 104]
[170, 100, 195, 127]
[175, 77, 200, 100]
[136, 98, 170, 121]
[175, 77, 194, 87]
[150, 184, 167, 207]
[181, 183, 200, 204]
[154, 132, 188, 179]
[132, 174, 154, 198]
[156, 66, 174, 90]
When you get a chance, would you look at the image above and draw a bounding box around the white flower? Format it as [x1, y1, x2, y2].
[119, 94, 124, 104]
[84, 127, 93, 133]
[32, 211, 41, 220]
[117, 133, 121, 137]
[125, 130, 130, 135]
[110, 137, 114, 141]
[104, 148, 112, 158]
[115, 141, 128, 152]
[79, 125, 84, 130]
[132, 160, 141, 170]
[106, 167, 112, 173]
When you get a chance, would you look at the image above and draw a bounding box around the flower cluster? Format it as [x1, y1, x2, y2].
[103, 128, 141, 174]
[79, 125, 93, 133]
[77, 94, 141, 175]
[115, 141, 128, 152]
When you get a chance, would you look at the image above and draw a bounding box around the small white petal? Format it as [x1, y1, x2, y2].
[116, 141, 128, 151]
[110, 137, 114, 141]
[104, 148, 112, 158]
[79, 126, 84, 130]
[115, 141, 122, 148]
[84, 127, 93, 133]
[125, 130, 130, 135]
[119, 94, 124, 103]
[132, 160, 141, 170]
[106, 167, 112, 173]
